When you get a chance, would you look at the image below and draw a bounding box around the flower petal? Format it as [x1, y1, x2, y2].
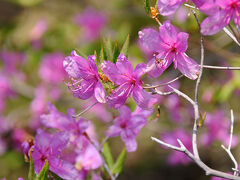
[133, 63, 146, 79]
[176, 32, 189, 52]
[72, 80, 95, 100]
[116, 54, 134, 75]
[94, 81, 106, 103]
[107, 82, 133, 109]
[132, 84, 158, 109]
[159, 21, 179, 44]
[176, 53, 200, 80]
[200, 10, 230, 35]
[106, 124, 122, 137]
[138, 28, 161, 52]
[121, 130, 137, 152]
[157, 0, 185, 16]
[100, 60, 123, 85]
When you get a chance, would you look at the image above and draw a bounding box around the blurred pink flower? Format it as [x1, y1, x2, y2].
[200, 110, 238, 147]
[162, 128, 192, 165]
[74, 8, 107, 42]
[39, 52, 66, 85]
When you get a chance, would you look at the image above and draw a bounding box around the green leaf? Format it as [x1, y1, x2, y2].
[103, 38, 113, 61]
[75, 49, 88, 60]
[102, 143, 114, 168]
[36, 160, 49, 180]
[28, 155, 35, 180]
[112, 148, 126, 174]
[113, 41, 120, 63]
[198, 112, 207, 128]
[120, 35, 130, 58]
[144, 0, 151, 14]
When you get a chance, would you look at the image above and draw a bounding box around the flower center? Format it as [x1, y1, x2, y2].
[170, 46, 177, 52]
[40, 155, 47, 162]
[120, 122, 127, 129]
[130, 79, 136, 85]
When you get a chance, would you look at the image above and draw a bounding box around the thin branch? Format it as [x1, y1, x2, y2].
[143, 75, 184, 89]
[72, 101, 98, 118]
[202, 65, 240, 70]
[192, 9, 204, 160]
[228, 24, 240, 43]
[223, 27, 240, 47]
[153, 89, 174, 96]
[168, 85, 195, 106]
[221, 110, 238, 176]
[84, 133, 115, 180]
[151, 137, 240, 180]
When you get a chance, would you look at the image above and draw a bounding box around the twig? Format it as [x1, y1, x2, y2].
[143, 75, 184, 89]
[85, 133, 115, 180]
[202, 65, 240, 70]
[151, 136, 240, 180]
[221, 110, 239, 176]
[152, 88, 174, 96]
[168, 85, 195, 106]
[228, 24, 240, 43]
[72, 101, 98, 118]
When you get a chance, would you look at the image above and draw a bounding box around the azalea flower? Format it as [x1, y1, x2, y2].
[101, 54, 157, 109]
[106, 105, 152, 152]
[139, 20, 200, 79]
[63, 50, 106, 103]
[32, 129, 79, 180]
[200, 0, 240, 35]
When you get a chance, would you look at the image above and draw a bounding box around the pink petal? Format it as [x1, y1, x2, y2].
[159, 20, 179, 44]
[176, 32, 189, 52]
[72, 80, 95, 100]
[94, 81, 106, 103]
[133, 63, 146, 79]
[176, 53, 200, 80]
[138, 28, 161, 52]
[200, 10, 230, 35]
[106, 124, 122, 137]
[132, 84, 157, 109]
[121, 130, 137, 152]
[157, 0, 185, 16]
[116, 54, 134, 75]
[107, 82, 134, 109]
[100, 60, 124, 85]
[118, 105, 132, 120]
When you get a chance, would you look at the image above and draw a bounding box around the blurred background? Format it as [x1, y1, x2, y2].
[0, 0, 240, 179]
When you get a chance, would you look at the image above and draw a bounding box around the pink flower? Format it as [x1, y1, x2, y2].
[39, 52, 66, 85]
[157, 0, 186, 16]
[32, 129, 79, 179]
[106, 106, 152, 152]
[200, 0, 240, 35]
[63, 50, 106, 103]
[74, 8, 107, 42]
[200, 110, 238, 147]
[139, 21, 200, 79]
[162, 129, 192, 165]
[101, 54, 157, 109]
[75, 144, 102, 170]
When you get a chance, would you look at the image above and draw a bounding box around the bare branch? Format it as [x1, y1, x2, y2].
[168, 85, 195, 106]
[221, 110, 239, 176]
[72, 101, 98, 118]
[202, 65, 240, 70]
[143, 75, 184, 89]
[153, 89, 174, 96]
[151, 137, 240, 180]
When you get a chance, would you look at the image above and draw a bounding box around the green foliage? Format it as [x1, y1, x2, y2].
[28, 155, 35, 180]
[102, 142, 114, 168]
[111, 148, 127, 174]
[103, 38, 114, 61]
[9, 0, 43, 6]
[144, 0, 151, 14]
[36, 160, 49, 180]
[120, 34, 130, 58]
[198, 112, 207, 128]
[75, 49, 88, 60]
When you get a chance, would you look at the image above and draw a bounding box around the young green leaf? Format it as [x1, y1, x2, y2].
[28, 155, 35, 180]
[102, 142, 114, 168]
[112, 148, 126, 174]
[144, 0, 151, 14]
[103, 38, 113, 61]
[36, 160, 49, 180]
[74, 49, 88, 60]
[113, 41, 120, 63]
[198, 111, 207, 128]
[120, 34, 130, 58]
